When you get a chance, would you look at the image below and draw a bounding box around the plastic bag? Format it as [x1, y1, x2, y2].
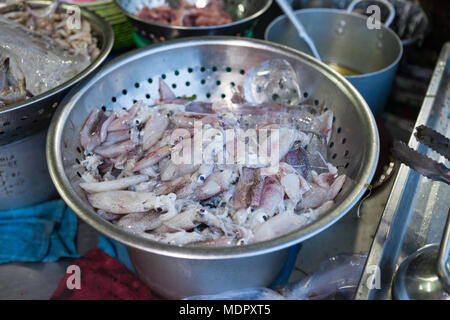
[279, 254, 367, 300]
[184, 253, 367, 300]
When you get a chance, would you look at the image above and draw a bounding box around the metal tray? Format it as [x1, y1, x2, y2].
[356, 42, 450, 300]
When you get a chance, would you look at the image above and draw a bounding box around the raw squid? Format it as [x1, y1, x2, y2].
[78, 59, 348, 247]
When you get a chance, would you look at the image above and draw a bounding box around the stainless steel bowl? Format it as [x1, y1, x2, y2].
[0, 0, 114, 145]
[47, 37, 379, 299]
[0, 1, 114, 210]
[114, 0, 273, 41]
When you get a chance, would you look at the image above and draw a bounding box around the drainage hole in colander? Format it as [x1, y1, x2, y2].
[226, 67, 232, 72]
[206, 93, 211, 99]
[303, 92, 309, 98]
[148, 78, 153, 84]
[216, 80, 221, 86]
[329, 142, 334, 148]
[221, 94, 226, 99]
[146, 94, 151, 99]
[133, 99, 137, 104]
[174, 70, 179, 76]
[200, 67, 206, 72]
[333, 116, 336, 123]
[314, 99, 319, 106]
[230, 82, 235, 87]
[201, 79, 206, 85]
[332, 153, 337, 159]
[337, 127, 342, 134]
[112, 97, 117, 103]
[77, 172, 82, 178]
[188, 68, 194, 73]
[344, 150, 349, 157]
[134, 83, 140, 88]
[161, 74, 166, 79]
[345, 163, 349, 168]
[172, 84, 177, 89]
[212, 66, 217, 72]
[240, 69, 245, 75]
[75, 158, 80, 165]
[342, 138, 347, 144]
[186, 82, 191, 87]
[76, 147, 82, 154]
[122, 89, 128, 95]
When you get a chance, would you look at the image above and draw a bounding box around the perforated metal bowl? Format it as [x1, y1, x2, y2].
[47, 37, 379, 298]
[114, 0, 273, 41]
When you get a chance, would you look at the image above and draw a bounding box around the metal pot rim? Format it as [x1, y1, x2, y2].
[265, 7, 404, 78]
[47, 36, 379, 260]
[113, 0, 273, 31]
[0, 0, 114, 115]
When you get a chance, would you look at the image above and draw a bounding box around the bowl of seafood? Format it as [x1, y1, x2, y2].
[114, 0, 273, 41]
[47, 37, 379, 298]
[0, 0, 113, 210]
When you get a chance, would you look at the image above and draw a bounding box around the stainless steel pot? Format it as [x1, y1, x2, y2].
[0, 129, 57, 211]
[290, 0, 430, 46]
[265, 8, 403, 115]
[0, 1, 114, 210]
[114, 0, 273, 41]
[47, 37, 379, 299]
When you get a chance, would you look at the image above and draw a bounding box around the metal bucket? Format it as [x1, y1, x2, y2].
[265, 8, 403, 115]
[0, 130, 57, 211]
[290, 0, 430, 47]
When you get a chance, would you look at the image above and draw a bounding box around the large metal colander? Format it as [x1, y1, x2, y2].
[47, 37, 379, 298]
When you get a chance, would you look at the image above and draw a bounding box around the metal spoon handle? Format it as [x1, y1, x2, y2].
[275, 0, 322, 61]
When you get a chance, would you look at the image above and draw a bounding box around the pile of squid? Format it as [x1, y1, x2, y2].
[78, 79, 347, 247]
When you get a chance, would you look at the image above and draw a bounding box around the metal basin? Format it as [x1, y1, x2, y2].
[0, 1, 114, 210]
[114, 0, 273, 41]
[47, 37, 379, 299]
[0, 130, 57, 211]
[265, 8, 403, 115]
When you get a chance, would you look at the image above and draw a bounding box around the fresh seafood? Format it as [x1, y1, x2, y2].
[77, 60, 347, 247]
[0, 1, 100, 107]
[136, 0, 233, 27]
[0, 56, 27, 106]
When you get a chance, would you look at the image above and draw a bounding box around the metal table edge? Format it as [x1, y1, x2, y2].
[355, 42, 450, 300]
